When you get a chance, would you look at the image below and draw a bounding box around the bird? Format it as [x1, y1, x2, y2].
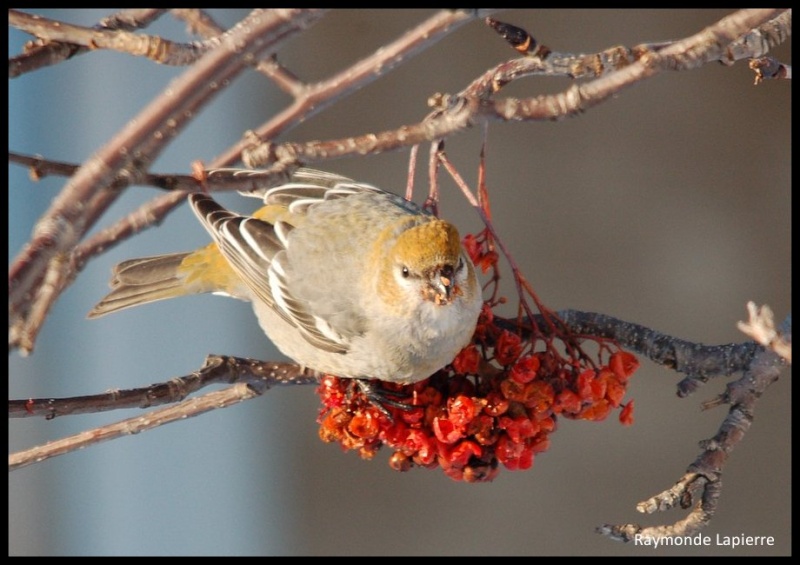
[89, 168, 482, 387]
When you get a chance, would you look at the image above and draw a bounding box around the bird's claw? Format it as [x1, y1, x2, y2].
[353, 379, 415, 421]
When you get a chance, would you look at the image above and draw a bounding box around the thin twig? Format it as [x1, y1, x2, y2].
[10, 8, 213, 66]
[9, 9, 167, 78]
[9, 355, 319, 471]
[235, 9, 485, 168]
[244, 9, 787, 166]
[9, 151, 202, 190]
[597, 313, 789, 541]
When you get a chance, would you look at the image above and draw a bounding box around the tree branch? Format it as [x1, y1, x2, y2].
[9, 9, 326, 354]
[243, 9, 788, 166]
[597, 312, 789, 541]
[8, 8, 167, 78]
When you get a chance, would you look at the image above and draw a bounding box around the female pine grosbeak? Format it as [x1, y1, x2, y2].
[89, 169, 482, 385]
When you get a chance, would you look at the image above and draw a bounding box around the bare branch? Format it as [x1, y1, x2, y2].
[169, 9, 227, 38]
[597, 312, 789, 542]
[9, 384, 257, 471]
[719, 9, 791, 64]
[484, 9, 788, 121]
[9, 151, 202, 190]
[9, 8, 215, 66]
[9, 355, 319, 470]
[9, 9, 326, 354]
[554, 310, 761, 397]
[10, 355, 317, 419]
[170, 8, 307, 94]
[8, 8, 167, 78]
[244, 9, 788, 166]
[483, 10, 790, 83]
[231, 9, 484, 167]
[597, 475, 720, 542]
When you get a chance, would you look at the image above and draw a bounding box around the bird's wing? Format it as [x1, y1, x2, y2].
[188, 193, 351, 354]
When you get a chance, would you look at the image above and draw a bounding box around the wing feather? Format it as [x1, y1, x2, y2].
[188, 193, 349, 353]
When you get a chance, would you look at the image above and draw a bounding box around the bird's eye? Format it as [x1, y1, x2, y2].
[401, 266, 410, 278]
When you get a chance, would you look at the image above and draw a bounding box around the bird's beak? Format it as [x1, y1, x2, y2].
[429, 264, 455, 305]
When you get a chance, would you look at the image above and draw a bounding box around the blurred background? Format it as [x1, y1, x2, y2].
[9, 9, 791, 556]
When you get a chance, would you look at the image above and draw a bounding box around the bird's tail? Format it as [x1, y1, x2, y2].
[87, 244, 240, 318]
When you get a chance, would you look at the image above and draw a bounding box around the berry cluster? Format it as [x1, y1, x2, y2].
[316, 302, 638, 482]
